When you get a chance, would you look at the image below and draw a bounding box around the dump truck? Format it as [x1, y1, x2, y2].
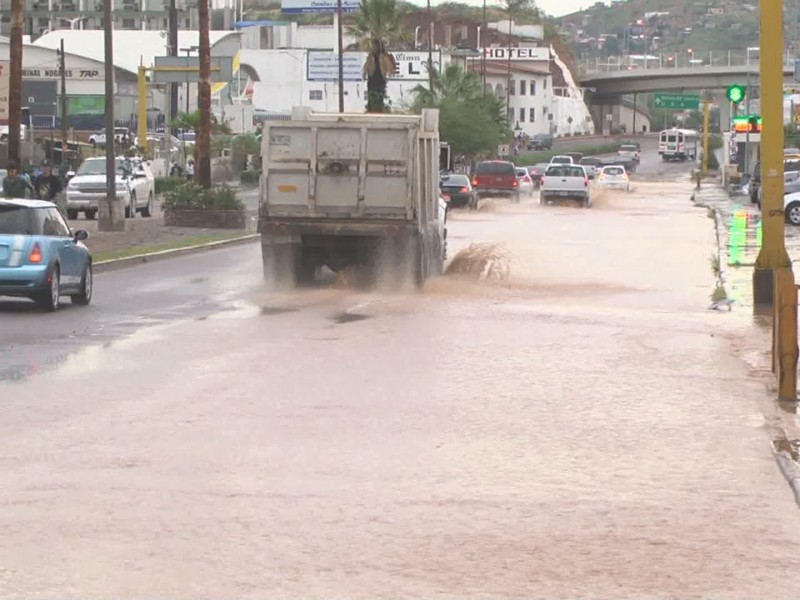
[258, 106, 446, 288]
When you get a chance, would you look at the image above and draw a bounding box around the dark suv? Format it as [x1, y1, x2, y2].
[472, 160, 520, 201]
[528, 134, 554, 151]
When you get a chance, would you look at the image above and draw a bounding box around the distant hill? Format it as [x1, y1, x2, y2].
[554, 0, 799, 59]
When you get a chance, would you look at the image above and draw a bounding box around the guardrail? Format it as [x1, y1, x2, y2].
[579, 51, 798, 75]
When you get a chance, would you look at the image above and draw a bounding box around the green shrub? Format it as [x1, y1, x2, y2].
[163, 183, 244, 211]
[155, 176, 186, 195]
[240, 169, 260, 186]
[513, 142, 620, 165]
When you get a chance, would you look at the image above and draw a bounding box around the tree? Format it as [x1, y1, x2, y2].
[197, 0, 212, 188]
[411, 65, 508, 157]
[346, 0, 408, 113]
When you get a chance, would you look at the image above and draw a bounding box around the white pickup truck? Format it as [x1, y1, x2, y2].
[540, 164, 592, 208]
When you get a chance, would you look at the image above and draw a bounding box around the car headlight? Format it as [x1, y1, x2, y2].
[68, 181, 77, 189]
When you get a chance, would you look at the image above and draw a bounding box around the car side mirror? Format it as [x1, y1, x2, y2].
[73, 229, 89, 242]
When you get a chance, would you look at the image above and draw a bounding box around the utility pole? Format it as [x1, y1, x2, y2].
[506, 18, 512, 128]
[8, 0, 24, 165]
[752, 0, 797, 404]
[336, 0, 344, 113]
[743, 71, 751, 177]
[197, 0, 212, 188]
[100, 0, 123, 231]
[169, 0, 179, 138]
[701, 97, 710, 176]
[426, 0, 434, 95]
[481, 0, 486, 93]
[58, 39, 68, 168]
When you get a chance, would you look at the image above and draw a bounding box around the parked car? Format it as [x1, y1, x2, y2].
[527, 134, 554, 151]
[472, 160, 520, 202]
[439, 173, 477, 209]
[0, 198, 92, 311]
[540, 164, 592, 207]
[752, 159, 800, 205]
[66, 157, 155, 220]
[549, 155, 574, 165]
[597, 165, 631, 192]
[782, 190, 800, 225]
[515, 167, 535, 197]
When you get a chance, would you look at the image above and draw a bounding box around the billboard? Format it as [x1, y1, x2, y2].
[281, 0, 359, 13]
[68, 95, 105, 115]
[307, 51, 440, 82]
[22, 80, 59, 117]
[307, 51, 363, 82]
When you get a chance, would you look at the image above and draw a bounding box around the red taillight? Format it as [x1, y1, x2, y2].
[28, 243, 42, 264]
[459, 186, 469, 192]
[472, 179, 478, 186]
[540, 177, 545, 185]
[512, 179, 519, 187]
[584, 179, 589, 187]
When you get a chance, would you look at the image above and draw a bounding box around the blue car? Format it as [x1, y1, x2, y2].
[0, 199, 92, 311]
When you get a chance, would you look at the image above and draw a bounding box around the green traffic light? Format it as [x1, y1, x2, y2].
[726, 85, 746, 103]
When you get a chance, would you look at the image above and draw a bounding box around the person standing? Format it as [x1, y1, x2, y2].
[33, 160, 63, 204]
[2, 162, 31, 199]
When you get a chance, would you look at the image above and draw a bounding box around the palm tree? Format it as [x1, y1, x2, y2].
[411, 64, 483, 109]
[346, 0, 408, 113]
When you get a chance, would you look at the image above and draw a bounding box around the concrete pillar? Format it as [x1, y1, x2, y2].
[718, 100, 731, 134]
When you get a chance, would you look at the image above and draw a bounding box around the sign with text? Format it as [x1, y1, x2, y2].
[0, 61, 9, 124]
[307, 51, 362, 81]
[654, 93, 700, 110]
[151, 56, 234, 84]
[22, 65, 102, 80]
[307, 51, 440, 82]
[481, 47, 550, 61]
[281, 0, 359, 13]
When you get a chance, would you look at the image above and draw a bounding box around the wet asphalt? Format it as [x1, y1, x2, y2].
[4, 139, 800, 599]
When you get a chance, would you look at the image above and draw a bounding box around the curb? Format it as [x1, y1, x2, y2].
[93, 233, 260, 273]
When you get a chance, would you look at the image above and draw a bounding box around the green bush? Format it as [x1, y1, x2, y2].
[240, 170, 260, 186]
[163, 183, 244, 211]
[513, 142, 621, 165]
[155, 176, 186, 195]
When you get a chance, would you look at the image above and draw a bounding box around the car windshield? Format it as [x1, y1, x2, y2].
[442, 175, 469, 186]
[77, 159, 129, 176]
[604, 167, 625, 176]
[475, 162, 514, 175]
[515, 169, 528, 177]
[620, 145, 637, 152]
[551, 157, 571, 164]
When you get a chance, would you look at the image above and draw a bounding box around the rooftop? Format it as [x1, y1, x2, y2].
[31, 30, 240, 75]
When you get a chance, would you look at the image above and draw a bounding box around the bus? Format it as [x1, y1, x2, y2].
[659, 128, 699, 161]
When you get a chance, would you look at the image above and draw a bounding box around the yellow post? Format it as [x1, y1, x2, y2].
[753, 0, 792, 308]
[773, 268, 798, 400]
[702, 98, 710, 176]
[137, 65, 148, 155]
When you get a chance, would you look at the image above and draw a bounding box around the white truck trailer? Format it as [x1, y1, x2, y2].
[258, 106, 446, 287]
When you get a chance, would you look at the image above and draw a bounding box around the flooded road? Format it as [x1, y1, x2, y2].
[3, 151, 800, 599]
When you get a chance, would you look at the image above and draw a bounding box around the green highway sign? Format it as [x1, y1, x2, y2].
[654, 93, 701, 110]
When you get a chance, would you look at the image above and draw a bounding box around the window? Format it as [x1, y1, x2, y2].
[529, 107, 535, 122]
[519, 108, 525, 122]
[38, 17, 48, 26]
[309, 90, 323, 101]
[519, 80, 526, 95]
[41, 208, 70, 237]
[543, 106, 548, 117]
[530, 80, 536, 95]
[509, 79, 515, 95]
[121, 17, 136, 28]
[543, 79, 548, 90]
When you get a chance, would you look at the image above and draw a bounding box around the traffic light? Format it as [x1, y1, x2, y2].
[726, 84, 746, 104]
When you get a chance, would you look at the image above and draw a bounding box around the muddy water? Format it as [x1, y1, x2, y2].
[3, 182, 800, 599]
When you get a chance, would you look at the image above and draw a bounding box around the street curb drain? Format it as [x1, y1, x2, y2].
[93, 234, 260, 273]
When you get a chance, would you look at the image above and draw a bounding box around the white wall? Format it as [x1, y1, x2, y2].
[506, 72, 553, 136]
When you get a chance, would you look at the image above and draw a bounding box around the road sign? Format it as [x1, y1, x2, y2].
[151, 56, 234, 84]
[654, 93, 701, 110]
[497, 144, 510, 157]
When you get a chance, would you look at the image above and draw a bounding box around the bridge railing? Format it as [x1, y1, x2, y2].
[579, 51, 797, 75]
